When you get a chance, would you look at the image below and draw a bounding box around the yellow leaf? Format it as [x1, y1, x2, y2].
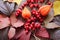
[53, 1, 60, 16]
[13, 0, 22, 5]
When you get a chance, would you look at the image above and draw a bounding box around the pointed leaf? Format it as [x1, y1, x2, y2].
[8, 27, 16, 39]
[45, 22, 60, 29]
[35, 27, 49, 38]
[10, 13, 24, 28]
[18, 30, 31, 40]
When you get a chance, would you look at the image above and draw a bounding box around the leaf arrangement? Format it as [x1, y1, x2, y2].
[0, 0, 60, 40]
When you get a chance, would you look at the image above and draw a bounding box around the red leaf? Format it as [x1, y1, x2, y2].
[14, 29, 31, 40]
[0, 14, 10, 29]
[18, 30, 31, 40]
[10, 13, 24, 28]
[35, 27, 49, 38]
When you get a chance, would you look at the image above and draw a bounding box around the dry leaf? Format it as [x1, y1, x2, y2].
[45, 22, 60, 29]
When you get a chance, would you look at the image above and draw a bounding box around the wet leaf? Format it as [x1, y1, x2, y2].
[35, 27, 49, 38]
[44, 8, 54, 24]
[10, 13, 24, 28]
[8, 27, 16, 39]
[45, 22, 60, 29]
[53, 1, 60, 16]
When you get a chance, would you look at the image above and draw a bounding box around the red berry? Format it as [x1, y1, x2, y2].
[29, 26, 32, 30]
[31, 22, 35, 25]
[31, 10, 36, 15]
[30, 4, 34, 8]
[47, 2, 53, 6]
[37, 15, 40, 18]
[35, 0, 38, 3]
[31, 17, 34, 21]
[34, 4, 38, 7]
[25, 30, 28, 33]
[27, 0, 31, 3]
[24, 2, 28, 6]
[32, 28, 35, 31]
[31, 0, 34, 3]
[27, 19, 31, 23]
[40, 0, 44, 3]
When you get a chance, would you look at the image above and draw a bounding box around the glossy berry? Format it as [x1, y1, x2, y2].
[15, 9, 22, 16]
[34, 4, 38, 7]
[31, 0, 34, 3]
[47, 2, 53, 7]
[30, 4, 34, 9]
[27, 0, 31, 3]
[35, 0, 38, 3]
[40, 0, 44, 3]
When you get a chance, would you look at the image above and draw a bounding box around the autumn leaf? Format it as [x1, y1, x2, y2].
[53, 1, 60, 16]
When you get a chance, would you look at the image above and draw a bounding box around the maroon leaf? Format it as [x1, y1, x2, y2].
[14, 29, 31, 40]
[35, 27, 49, 38]
[18, 30, 31, 40]
[0, 14, 10, 29]
[10, 13, 24, 28]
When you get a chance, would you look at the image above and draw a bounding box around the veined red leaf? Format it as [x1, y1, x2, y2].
[35, 27, 49, 38]
[18, 30, 31, 40]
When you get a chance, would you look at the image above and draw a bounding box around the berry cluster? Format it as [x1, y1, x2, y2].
[24, 9, 45, 33]
[15, 0, 52, 33]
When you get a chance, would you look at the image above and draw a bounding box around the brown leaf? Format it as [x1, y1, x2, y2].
[8, 27, 16, 39]
[45, 22, 60, 29]
[10, 13, 24, 28]
[35, 27, 49, 38]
